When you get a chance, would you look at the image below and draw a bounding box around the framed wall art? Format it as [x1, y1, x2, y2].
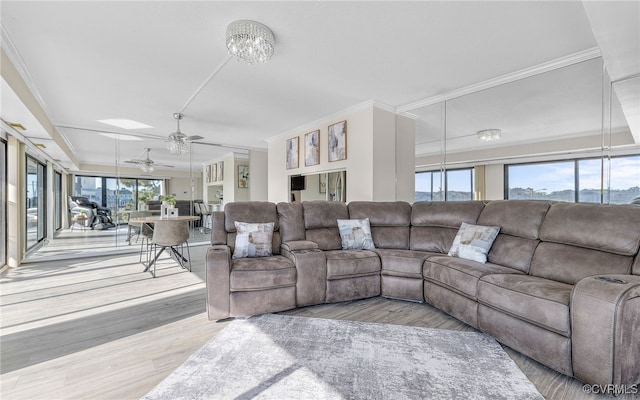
[304, 130, 320, 166]
[328, 120, 347, 162]
[238, 165, 249, 188]
[286, 136, 299, 169]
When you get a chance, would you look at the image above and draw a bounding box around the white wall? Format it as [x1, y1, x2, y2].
[267, 103, 415, 203]
[249, 150, 268, 201]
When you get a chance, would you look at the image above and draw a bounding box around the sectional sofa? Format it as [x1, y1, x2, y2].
[205, 200, 640, 386]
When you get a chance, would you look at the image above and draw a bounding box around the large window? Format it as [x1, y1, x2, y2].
[505, 155, 640, 204]
[54, 171, 62, 231]
[26, 156, 46, 249]
[1, 139, 6, 267]
[416, 168, 473, 202]
[73, 175, 164, 224]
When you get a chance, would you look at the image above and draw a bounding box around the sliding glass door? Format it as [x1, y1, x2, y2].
[26, 156, 46, 249]
[1, 139, 6, 267]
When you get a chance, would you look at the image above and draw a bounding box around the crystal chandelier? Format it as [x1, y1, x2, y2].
[226, 20, 275, 64]
[477, 129, 502, 142]
[167, 113, 189, 155]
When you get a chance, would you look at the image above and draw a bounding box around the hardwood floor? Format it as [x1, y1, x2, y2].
[1, 248, 636, 400]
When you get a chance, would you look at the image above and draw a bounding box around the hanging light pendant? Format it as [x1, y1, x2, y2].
[167, 113, 189, 155]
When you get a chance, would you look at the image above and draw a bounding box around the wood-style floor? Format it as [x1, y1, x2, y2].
[1, 246, 635, 400]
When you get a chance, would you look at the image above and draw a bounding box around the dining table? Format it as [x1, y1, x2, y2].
[129, 215, 200, 273]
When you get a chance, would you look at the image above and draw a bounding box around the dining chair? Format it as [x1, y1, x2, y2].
[126, 210, 152, 244]
[149, 219, 191, 277]
[197, 202, 213, 233]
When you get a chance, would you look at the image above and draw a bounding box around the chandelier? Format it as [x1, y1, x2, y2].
[167, 113, 189, 155]
[140, 163, 154, 173]
[477, 129, 502, 142]
[226, 20, 275, 64]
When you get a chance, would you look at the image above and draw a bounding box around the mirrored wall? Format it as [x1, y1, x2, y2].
[411, 56, 639, 203]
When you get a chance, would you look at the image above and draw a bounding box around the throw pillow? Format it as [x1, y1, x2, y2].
[232, 221, 274, 259]
[337, 218, 375, 250]
[448, 222, 500, 264]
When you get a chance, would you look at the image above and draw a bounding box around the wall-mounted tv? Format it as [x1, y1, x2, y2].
[290, 175, 306, 191]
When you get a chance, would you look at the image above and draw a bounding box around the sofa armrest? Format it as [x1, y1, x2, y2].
[205, 245, 231, 320]
[571, 274, 640, 385]
[281, 245, 326, 307]
[281, 240, 319, 252]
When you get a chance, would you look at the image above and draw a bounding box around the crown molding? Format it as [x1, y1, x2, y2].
[397, 47, 602, 114]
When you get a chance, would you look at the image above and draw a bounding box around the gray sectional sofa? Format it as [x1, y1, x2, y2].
[206, 199, 640, 386]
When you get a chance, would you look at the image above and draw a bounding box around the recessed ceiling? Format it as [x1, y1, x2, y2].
[0, 1, 635, 173]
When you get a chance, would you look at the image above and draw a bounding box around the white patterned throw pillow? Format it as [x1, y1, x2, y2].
[232, 222, 274, 259]
[337, 218, 375, 250]
[448, 222, 500, 264]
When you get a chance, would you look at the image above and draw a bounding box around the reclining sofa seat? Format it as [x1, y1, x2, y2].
[206, 202, 297, 320]
[423, 200, 550, 328]
[349, 201, 449, 302]
[299, 201, 381, 303]
[476, 202, 640, 385]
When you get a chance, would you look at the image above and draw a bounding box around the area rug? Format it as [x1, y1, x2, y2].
[142, 314, 543, 400]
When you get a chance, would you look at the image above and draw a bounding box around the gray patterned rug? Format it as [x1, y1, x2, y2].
[142, 314, 543, 400]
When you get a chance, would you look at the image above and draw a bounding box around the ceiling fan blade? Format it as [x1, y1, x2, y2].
[186, 135, 204, 141]
[124, 160, 142, 164]
[156, 164, 175, 168]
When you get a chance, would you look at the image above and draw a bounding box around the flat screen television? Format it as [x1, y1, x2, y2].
[290, 175, 306, 191]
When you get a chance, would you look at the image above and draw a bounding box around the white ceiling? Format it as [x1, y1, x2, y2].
[1, 1, 637, 173]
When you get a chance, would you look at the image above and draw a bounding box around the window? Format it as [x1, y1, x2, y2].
[54, 171, 62, 231]
[416, 168, 473, 202]
[506, 155, 640, 204]
[1, 139, 6, 267]
[73, 175, 164, 224]
[26, 156, 46, 249]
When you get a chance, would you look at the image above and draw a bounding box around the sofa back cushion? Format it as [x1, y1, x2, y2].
[302, 201, 349, 250]
[348, 201, 411, 249]
[277, 202, 305, 242]
[410, 201, 485, 253]
[530, 203, 640, 283]
[224, 202, 281, 255]
[477, 200, 550, 273]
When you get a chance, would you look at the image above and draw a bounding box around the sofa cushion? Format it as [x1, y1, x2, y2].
[477, 200, 550, 240]
[276, 202, 305, 242]
[448, 222, 500, 263]
[530, 242, 632, 285]
[410, 201, 485, 253]
[423, 255, 524, 299]
[325, 250, 381, 279]
[349, 201, 412, 249]
[232, 222, 274, 259]
[230, 255, 296, 291]
[225, 201, 279, 232]
[375, 249, 436, 279]
[539, 202, 640, 256]
[337, 218, 375, 250]
[477, 274, 573, 337]
[303, 201, 348, 250]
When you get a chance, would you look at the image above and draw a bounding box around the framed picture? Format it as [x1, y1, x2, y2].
[286, 136, 299, 169]
[328, 120, 347, 162]
[238, 165, 249, 188]
[205, 164, 211, 183]
[212, 163, 218, 182]
[218, 161, 224, 181]
[304, 130, 320, 166]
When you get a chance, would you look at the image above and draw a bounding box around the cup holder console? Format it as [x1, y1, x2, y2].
[594, 276, 627, 284]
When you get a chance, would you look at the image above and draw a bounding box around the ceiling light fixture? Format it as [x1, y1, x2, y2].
[477, 129, 502, 142]
[140, 163, 154, 173]
[167, 113, 190, 155]
[226, 20, 275, 64]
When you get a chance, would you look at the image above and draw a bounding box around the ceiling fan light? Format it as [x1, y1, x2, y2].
[167, 138, 188, 155]
[477, 129, 502, 142]
[141, 163, 154, 173]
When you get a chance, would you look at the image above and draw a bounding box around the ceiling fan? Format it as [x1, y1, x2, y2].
[124, 148, 174, 173]
[167, 113, 204, 155]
